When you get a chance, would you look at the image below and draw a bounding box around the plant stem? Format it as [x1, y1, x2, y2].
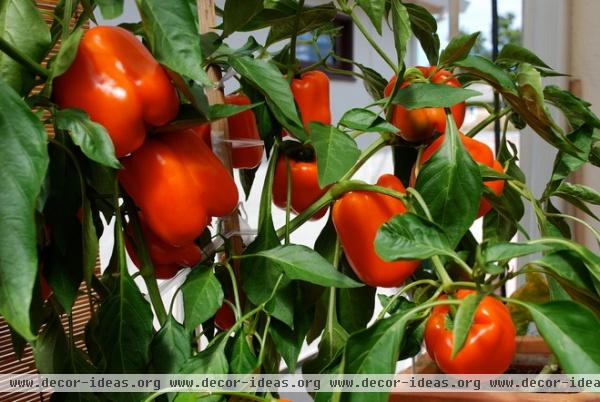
[275, 181, 407, 239]
[0, 37, 49, 78]
[287, 0, 305, 82]
[377, 279, 439, 319]
[340, 136, 389, 181]
[431, 256, 454, 288]
[349, 11, 397, 72]
[545, 212, 600, 244]
[123, 196, 168, 325]
[224, 262, 242, 320]
[257, 314, 272, 366]
[465, 107, 511, 138]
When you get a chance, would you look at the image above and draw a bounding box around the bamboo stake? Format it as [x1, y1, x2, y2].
[197, 1, 244, 267]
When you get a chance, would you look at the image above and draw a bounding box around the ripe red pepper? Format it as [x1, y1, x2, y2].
[424, 289, 516, 374]
[332, 174, 420, 287]
[291, 70, 332, 128]
[214, 302, 236, 331]
[124, 216, 202, 279]
[412, 133, 505, 217]
[272, 152, 329, 220]
[119, 126, 239, 246]
[384, 66, 465, 142]
[225, 94, 264, 169]
[53, 26, 179, 157]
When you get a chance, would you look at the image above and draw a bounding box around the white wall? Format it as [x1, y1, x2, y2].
[569, 0, 600, 251]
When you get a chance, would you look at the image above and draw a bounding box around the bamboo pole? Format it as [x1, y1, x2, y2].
[197, 1, 244, 265]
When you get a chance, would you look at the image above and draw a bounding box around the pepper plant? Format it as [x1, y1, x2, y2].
[1, 0, 600, 401]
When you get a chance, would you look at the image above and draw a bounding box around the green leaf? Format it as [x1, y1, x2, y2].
[375, 212, 452, 260]
[50, 27, 84, 79]
[44, 139, 84, 312]
[136, 0, 212, 86]
[249, 245, 362, 288]
[405, 3, 439, 66]
[0, 78, 49, 340]
[496, 43, 551, 69]
[229, 56, 305, 140]
[391, 83, 481, 109]
[228, 333, 258, 374]
[33, 314, 68, 373]
[339, 108, 398, 134]
[415, 113, 483, 246]
[451, 293, 481, 358]
[96, 0, 124, 19]
[96, 273, 154, 373]
[55, 108, 121, 169]
[209, 102, 263, 120]
[303, 321, 348, 374]
[223, 0, 263, 36]
[390, 0, 410, 68]
[439, 32, 480, 67]
[357, 0, 386, 34]
[522, 301, 600, 374]
[483, 242, 551, 263]
[177, 339, 228, 402]
[555, 182, 600, 206]
[454, 55, 517, 93]
[269, 301, 312, 372]
[266, 3, 337, 45]
[240, 150, 293, 327]
[337, 258, 375, 334]
[0, 0, 51, 95]
[344, 313, 409, 402]
[182, 266, 224, 331]
[531, 251, 597, 296]
[357, 63, 388, 100]
[310, 122, 361, 187]
[544, 86, 600, 129]
[81, 198, 98, 285]
[151, 316, 192, 374]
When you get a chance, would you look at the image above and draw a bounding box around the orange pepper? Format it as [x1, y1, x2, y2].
[225, 94, 264, 169]
[291, 70, 332, 128]
[53, 26, 179, 157]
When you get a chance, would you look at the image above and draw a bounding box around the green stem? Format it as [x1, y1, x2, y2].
[349, 11, 397, 72]
[431, 256, 454, 287]
[406, 187, 432, 220]
[0, 37, 49, 78]
[275, 181, 407, 239]
[377, 279, 439, 319]
[327, 239, 342, 327]
[224, 262, 242, 321]
[257, 314, 272, 366]
[465, 101, 495, 113]
[545, 212, 600, 244]
[287, 0, 306, 82]
[340, 136, 389, 181]
[123, 196, 168, 325]
[465, 107, 511, 138]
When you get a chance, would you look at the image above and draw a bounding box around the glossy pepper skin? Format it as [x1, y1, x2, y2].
[53, 26, 179, 157]
[224, 94, 264, 169]
[412, 133, 505, 217]
[124, 216, 202, 279]
[214, 302, 236, 331]
[424, 289, 516, 374]
[291, 70, 332, 128]
[119, 126, 239, 246]
[332, 174, 420, 287]
[384, 66, 465, 142]
[272, 156, 329, 220]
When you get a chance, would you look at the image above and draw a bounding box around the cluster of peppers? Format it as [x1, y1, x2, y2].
[53, 26, 265, 279]
[53, 26, 513, 375]
[274, 67, 514, 374]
